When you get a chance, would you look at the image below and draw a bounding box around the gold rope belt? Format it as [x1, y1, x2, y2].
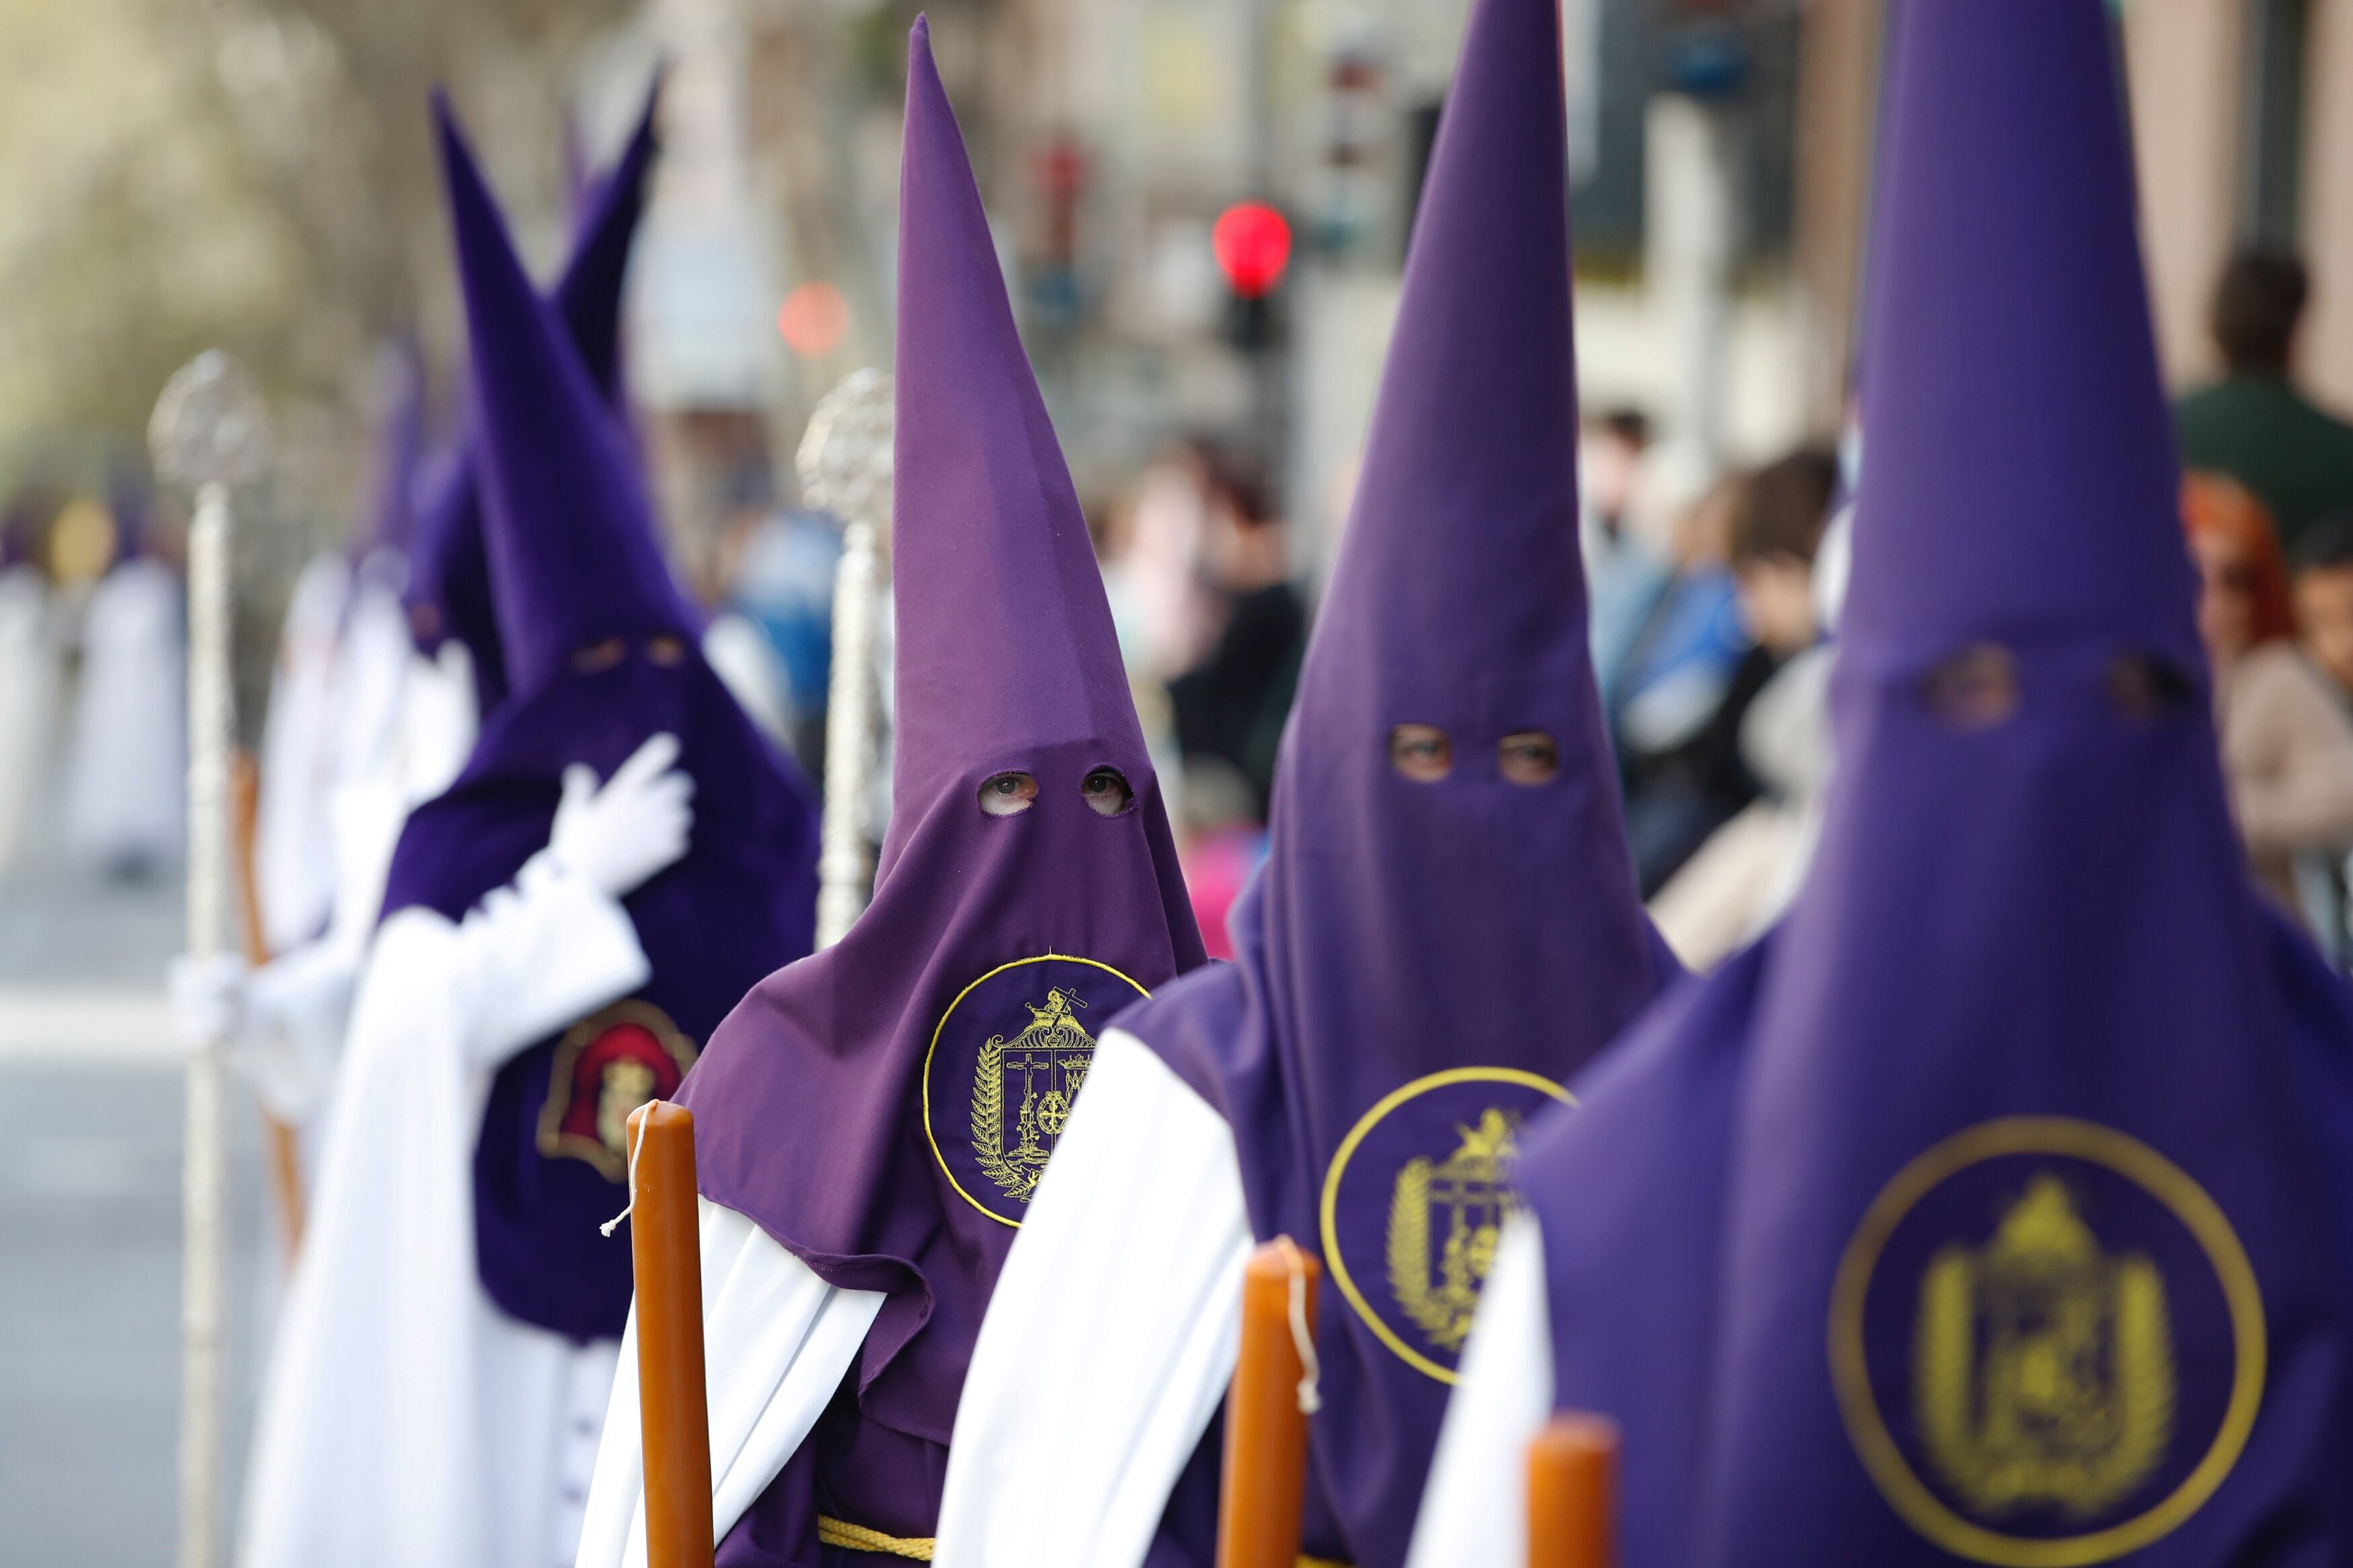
[813, 1514, 1348, 1568]
[816, 1516, 935, 1559]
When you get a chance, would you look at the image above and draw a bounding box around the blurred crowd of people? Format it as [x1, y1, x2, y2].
[0, 481, 188, 891]
[1583, 247, 2353, 973]
[15, 247, 2353, 991]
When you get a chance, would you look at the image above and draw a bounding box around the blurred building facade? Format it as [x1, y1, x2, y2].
[2126, 0, 2353, 407]
[540, 0, 2353, 577]
[612, 0, 1858, 566]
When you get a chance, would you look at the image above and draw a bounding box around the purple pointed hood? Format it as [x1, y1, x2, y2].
[404, 76, 662, 712]
[675, 21, 1205, 1555]
[1109, 0, 1671, 1559]
[1515, 4, 2353, 1563]
[354, 340, 425, 561]
[434, 94, 693, 696]
[378, 93, 820, 1344]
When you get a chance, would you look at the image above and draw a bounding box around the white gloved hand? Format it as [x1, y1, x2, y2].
[168, 952, 323, 1120]
[169, 952, 251, 1050]
[548, 731, 695, 899]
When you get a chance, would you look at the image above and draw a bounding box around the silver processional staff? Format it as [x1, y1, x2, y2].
[149, 349, 270, 1568]
[798, 368, 894, 948]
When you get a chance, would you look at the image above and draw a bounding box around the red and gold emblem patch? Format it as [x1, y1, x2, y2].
[535, 1000, 699, 1182]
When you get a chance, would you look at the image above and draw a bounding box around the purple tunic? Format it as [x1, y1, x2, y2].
[1517, 3, 2353, 1563]
[1114, 0, 1671, 1561]
[382, 91, 820, 1344]
[673, 22, 1205, 1563]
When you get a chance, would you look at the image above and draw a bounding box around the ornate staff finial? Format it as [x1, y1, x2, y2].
[149, 350, 272, 495]
[797, 367, 894, 542]
[801, 368, 896, 948]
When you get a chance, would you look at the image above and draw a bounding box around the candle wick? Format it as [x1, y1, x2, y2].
[600, 1106, 656, 1238]
[1279, 1236, 1322, 1415]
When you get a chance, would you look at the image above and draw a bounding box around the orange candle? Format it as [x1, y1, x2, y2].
[1526, 1412, 1618, 1568]
[1216, 1237, 1322, 1568]
[627, 1100, 715, 1568]
[229, 746, 304, 1257]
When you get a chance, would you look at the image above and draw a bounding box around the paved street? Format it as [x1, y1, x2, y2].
[0, 860, 266, 1564]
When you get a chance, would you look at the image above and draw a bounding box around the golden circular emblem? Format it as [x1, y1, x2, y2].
[1320, 1066, 1574, 1384]
[920, 953, 1149, 1229]
[1828, 1117, 2265, 1567]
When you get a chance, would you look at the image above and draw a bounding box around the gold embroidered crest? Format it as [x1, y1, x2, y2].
[969, 988, 1096, 1206]
[1321, 1067, 1574, 1383]
[1386, 1109, 1523, 1354]
[536, 999, 698, 1182]
[1914, 1175, 2175, 1518]
[1828, 1117, 2266, 1567]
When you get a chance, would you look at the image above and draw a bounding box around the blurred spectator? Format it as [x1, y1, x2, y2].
[2176, 251, 2353, 548]
[1583, 408, 1652, 542]
[723, 504, 842, 774]
[0, 493, 61, 882]
[58, 491, 186, 880]
[2292, 510, 2353, 706]
[1616, 449, 1837, 895]
[1168, 443, 1306, 821]
[1648, 449, 1843, 962]
[2184, 472, 2353, 911]
[1581, 407, 1670, 706]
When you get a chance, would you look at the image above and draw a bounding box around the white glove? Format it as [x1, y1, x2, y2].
[169, 952, 251, 1050]
[548, 731, 695, 899]
[168, 951, 324, 1119]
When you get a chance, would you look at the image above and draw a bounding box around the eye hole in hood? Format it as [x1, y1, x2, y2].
[1497, 731, 1560, 785]
[1920, 645, 2020, 731]
[1389, 724, 1454, 782]
[1081, 766, 1133, 817]
[2106, 653, 2194, 722]
[978, 771, 1038, 817]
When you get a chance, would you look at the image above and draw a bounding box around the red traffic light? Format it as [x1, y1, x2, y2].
[1213, 202, 1292, 300]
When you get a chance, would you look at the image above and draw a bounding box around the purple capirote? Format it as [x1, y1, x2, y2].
[1517, 3, 2353, 1563]
[674, 18, 1205, 1563]
[382, 93, 819, 1344]
[1113, 0, 1673, 1561]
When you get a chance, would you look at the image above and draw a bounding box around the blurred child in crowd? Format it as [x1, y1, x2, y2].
[2292, 510, 2353, 706]
[1616, 449, 1837, 896]
[1645, 448, 1841, 961]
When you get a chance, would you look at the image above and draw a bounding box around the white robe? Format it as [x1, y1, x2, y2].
[257, 551, 354, 952]
[59, 557, 185, 869]
[572, 1203, 885, 1567]
[931, 1029, 1254, 1568]
[1400, 1220, 1553, 1568]
[0, 566, 61, 880]
[241, 644, 481, 1133]
[239, 852, 651, 1568]
[329, 568, 424, 809]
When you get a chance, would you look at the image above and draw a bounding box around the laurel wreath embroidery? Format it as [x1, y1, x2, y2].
[970, 1032, 1041, 1204]
[1917, 1247, 1978, 1500]
[1388, 1156, 1466, 1348]
[2100, 1259, 2176, 1510]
